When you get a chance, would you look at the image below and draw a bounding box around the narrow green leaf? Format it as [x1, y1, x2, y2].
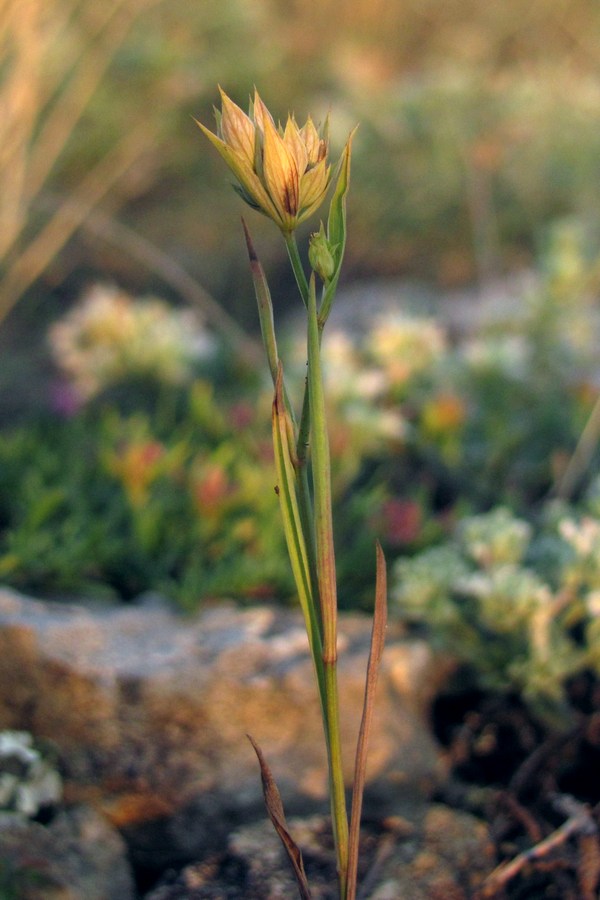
[243, 226, 320, 666]
[248, 734, 313, 900]
[243, 218, 279, 384]
[328, 128, 356, 256]
[272, 364, 324, 671]
[284, 231, 310, 307]
[307, 274, 337, 662]
[320, 127, 357, 324]
[554, 392, 600, 500]
[346, 542, 388, 900]
[307, 275, 350, 890]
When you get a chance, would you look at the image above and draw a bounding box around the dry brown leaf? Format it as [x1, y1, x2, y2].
[248, 734, 313, 900]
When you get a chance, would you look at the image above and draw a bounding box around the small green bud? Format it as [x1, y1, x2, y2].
[308, 224, 336, 282]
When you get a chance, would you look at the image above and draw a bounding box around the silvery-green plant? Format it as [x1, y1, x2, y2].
[198, 88, 387, 900]
[393, 497, 600, 717]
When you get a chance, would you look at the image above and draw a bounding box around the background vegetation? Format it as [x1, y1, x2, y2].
[2, 0, 600, 327]
[2, 0, 600, 713]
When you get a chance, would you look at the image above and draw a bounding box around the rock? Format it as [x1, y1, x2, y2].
[144, 804, 495, 899]
[0, 806, 135, 900]
[375, 805, 496, 899]
[0, 588, 453, 871]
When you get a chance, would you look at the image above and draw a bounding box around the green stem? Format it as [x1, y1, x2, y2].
[244, 220, 319, 626]
[296, 375, 311, 466]
[272, 370, 325, 700]
[285, 231, 310, 307]
[295, 376, 320, 605]
[307, 273, 349, 895]
[325, 660, 349, 894]
[307, 277, 337, 659]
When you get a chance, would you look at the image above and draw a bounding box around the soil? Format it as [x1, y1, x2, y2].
[144, 675, 600, 899]
[431, 672, 600, 899]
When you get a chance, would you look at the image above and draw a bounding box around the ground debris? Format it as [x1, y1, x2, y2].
[435, 680, 600, 899]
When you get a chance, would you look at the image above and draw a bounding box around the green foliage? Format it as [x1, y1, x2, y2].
[0, 366, 383, 610]
[1, 225, 599, 616]
[0, 388, 290, 608]
[0, 858, 56, 900]
[314, 222, 600, 521]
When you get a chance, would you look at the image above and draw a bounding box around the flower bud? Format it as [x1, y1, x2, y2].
[308, 224, 336, 282]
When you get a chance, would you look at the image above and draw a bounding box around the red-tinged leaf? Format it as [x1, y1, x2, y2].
[346, 542, 388, 900]
[247, 734, 313, 900]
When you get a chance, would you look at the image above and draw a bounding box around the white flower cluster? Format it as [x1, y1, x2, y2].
[463, 334, 530, 380]
[559, 516, 600, 560]
[0, 730, 62, 817]
[366, 313, 446, 388]
[49, 283, 215, 400]
[458, 507, 532, 568]
[559, 516, 600, 619]
[321, 331, 387, 402]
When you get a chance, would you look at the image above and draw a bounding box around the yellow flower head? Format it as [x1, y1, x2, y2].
[197, 87, 332, 233]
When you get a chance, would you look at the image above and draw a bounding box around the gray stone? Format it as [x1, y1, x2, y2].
[144, 804, 495, 899]
[0, 588, 452, 870]
[0, 806, 135, 900]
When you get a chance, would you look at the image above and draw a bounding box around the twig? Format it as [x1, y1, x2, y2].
[499, 791, 543, 845]
[478, 794, 597, 898]
[508, 727, 578, 798]
[0, 0, 168, 326]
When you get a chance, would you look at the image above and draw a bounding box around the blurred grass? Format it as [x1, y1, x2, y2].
[1, 0, 600, 332]
[1, 0, 600, 610]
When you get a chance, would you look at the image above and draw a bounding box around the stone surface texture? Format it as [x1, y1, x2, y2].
[146, 805, 495, 899]
[0, 588, 452, 871]
[0, 806, 135, 900]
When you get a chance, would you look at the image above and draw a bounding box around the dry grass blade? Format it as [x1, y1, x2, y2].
[25, 0, 162, 205]
[0, 0, 169, 325]
[578, 832, 600, 900]
[69, 203, 261, 365]
[346, 541, 387, 900]
[0, 0, 46, 258]
[247, 734, 313, 900]
[0, 121, 153, 325]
